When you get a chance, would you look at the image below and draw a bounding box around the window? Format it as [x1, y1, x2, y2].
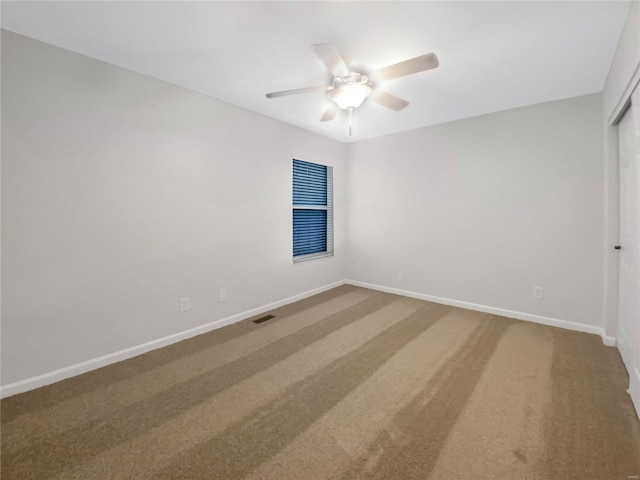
[292, 159, 333, 262]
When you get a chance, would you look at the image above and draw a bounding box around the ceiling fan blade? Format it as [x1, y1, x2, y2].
[266, 86, 327, 98]
[311, 44, 350, 78]
[369, 90, 409, 111]
[320, 104, 339, 122]
[374, 53, 439, 82]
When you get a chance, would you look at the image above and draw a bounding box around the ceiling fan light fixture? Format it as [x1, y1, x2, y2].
[327, 77, 372, 110]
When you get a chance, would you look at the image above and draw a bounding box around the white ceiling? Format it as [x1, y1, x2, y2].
[1, 1, 632, 143]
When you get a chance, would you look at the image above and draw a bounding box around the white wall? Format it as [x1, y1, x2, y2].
[602, 1, 640, 122]
[1, 31, 347, 389]
[346, 94, 605, 334]
[601, 0, 640, 416]
[602, 0, 639, 339]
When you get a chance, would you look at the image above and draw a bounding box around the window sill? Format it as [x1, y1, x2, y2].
[293, 251, 334, 264]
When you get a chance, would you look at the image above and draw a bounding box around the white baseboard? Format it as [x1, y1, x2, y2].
[0, 279, 619, 399]
[0, 280, 346, 399]
[345, 280, 613, 344]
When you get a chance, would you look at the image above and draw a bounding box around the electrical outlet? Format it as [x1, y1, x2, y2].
[532, 286, 544, 299]
[219, 288, 228, 302]
[180, 297, 189, 312]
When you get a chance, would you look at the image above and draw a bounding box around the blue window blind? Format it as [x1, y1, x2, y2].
[293, 209, 327, 256]
[292, 159, 333, 260]
[293, 160, 327, 206]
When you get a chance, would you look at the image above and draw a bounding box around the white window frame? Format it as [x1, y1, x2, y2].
[292, 160, 333, 263]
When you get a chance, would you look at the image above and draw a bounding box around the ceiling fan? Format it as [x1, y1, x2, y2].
[265, 44, 439, 136]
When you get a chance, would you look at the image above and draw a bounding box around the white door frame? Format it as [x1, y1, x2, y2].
[616, 89, 639, 372]
[605, 69, 640, 417]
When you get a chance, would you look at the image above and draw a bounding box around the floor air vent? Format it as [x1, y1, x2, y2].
[253, 314, 276, 324]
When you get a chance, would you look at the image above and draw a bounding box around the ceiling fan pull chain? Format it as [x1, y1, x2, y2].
[349, 108, 353, 136]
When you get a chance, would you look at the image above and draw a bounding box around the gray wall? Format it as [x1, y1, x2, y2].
[346, 94, 605, 330]
[1, 31, 347, 385]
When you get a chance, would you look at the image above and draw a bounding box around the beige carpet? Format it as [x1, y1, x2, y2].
[2, 285, 639, 479]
